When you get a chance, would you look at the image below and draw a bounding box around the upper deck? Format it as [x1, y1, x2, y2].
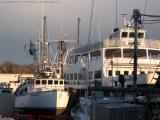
[72, 27, 160, 54]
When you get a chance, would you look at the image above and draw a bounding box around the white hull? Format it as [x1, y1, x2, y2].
[15, 90, 69, 114]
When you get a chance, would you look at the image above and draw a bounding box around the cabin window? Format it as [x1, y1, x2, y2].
[94, 71, 101, 79]
[121, 32, 128, 38]
[138, 33, 144, 38]
[42, 80, 47, 85]
[108, 70, 112, 76]
[48, 80, 53, 85]
[35, 80, 40, 85]
[129, 32, 144, 38]
[124, 71, 129, 75]
[54, 80, 58, 85]
[123, 49, 146, 58]
[59, 81, 63, 85]
[115, 71, 120, 76]
[28, 79, 34, 84]
[148, 50, 160, 59]
[105, 49, 121, 58]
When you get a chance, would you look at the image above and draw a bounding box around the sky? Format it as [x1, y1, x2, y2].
[0, 0, 160, 64]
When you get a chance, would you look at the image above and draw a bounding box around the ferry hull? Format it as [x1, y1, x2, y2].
[14, 90, 69, 115]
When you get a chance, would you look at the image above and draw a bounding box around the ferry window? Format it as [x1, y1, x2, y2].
[70, 74, 73, 80]
[75, 55, 81, 63]
[59, 81, 63, 85]
[124, 71, 129, 75]
[74, 73, 77, 80]
[35, 80, 40, 85]
[90, 50, 101, 57]
[67, 74, 69, 80]
[54, 80, 58, 85]
[105, 49, 121, 58]
[115, 71, 120, 76]
[129, 32, 134, 38]
[138, 33, 144, 38]
[108, 70, 112, 76]
[42, 80, 47, 85]
[90, 50, 101, 61]
[48, 80, 53, 85]
[89, 71, 93, 80]
[63, 74, 66, 79]
[94, 71, 101, 79]
[123, 49, 146, 58]
[148, 71, 153, 74]
[140, 71, 145, 74]
[121, 32, 128, 38]
[64, 81, 67, 84]
[148, 50, 160, 59]
[82, 53, 88, 62]
[69, 56, 75, 64]
[78, 73, 82, 80]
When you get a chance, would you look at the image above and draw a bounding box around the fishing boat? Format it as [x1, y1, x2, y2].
[14, 16, 69, 115]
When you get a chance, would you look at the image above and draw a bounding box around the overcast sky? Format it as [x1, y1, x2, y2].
[0, 0, 160, 64]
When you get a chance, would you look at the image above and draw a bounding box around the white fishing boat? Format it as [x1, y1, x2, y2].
[14, 16, 69, 115]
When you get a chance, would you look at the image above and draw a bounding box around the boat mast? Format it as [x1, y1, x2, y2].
[58, 37, 65, 76]
[40, 16, 48, 71]
[77, 17, 81, 46]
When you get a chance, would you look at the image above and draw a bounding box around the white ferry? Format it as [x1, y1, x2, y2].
[64, 14, 160, 90]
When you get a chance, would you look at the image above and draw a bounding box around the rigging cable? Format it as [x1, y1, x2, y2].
[88, 0, 95, 43]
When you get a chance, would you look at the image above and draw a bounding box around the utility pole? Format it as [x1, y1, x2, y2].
[133, 9, 140, 88]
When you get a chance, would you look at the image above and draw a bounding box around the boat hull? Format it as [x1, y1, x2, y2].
[14, 90, 69, 115]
